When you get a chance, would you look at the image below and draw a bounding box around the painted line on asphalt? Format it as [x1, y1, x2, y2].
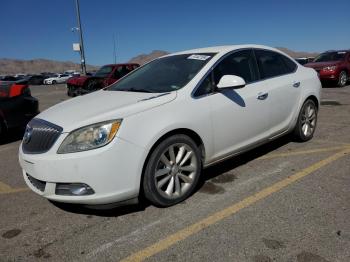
[0, 181, 28, 195]
[120, 147, 350, 262]
[0, 146, 347, 196]
[258, 145, 348, 160]
[0, 144, 17, 153]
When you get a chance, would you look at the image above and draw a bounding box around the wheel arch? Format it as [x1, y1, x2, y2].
[139, 128, 206, 197]
[305, 95, 319, 109]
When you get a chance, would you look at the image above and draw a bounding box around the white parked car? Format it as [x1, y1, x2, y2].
[19, 45, 321, 207]
[43, 74, 71, 84]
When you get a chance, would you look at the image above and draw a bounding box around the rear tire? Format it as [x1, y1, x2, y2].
[338, 71, 347, 87]
[142, 135, 202, 207]
[293, 99, 318, 142]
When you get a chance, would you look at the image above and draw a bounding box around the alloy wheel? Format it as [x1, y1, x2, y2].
[339, 71, 347, 87]
[154, 143, 198, 199]
[301, 103, 317, 137]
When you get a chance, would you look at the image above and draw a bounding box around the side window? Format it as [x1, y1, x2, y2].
[195, 72, 214, 97]
[119, 66, 131, 77]
[194, 49, 258, 97]
[113, 67, 123, 78]
[281, 55, 297, 73]
[255, 50, 294, 79]
[213, 49, 259, 85]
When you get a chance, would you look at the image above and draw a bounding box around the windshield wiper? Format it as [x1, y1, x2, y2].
[124, 87, 153, 93]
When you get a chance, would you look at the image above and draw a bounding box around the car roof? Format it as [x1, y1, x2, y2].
[167, 44, 284, 57]
[102, 63, 139, 67]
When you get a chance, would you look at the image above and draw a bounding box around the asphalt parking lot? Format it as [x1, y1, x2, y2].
[1, 84, 350, 262]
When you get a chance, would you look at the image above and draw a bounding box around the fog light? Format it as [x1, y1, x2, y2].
[55, 183, 95, 196]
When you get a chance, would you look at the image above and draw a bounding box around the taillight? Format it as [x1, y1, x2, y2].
[9, 84, 28, 97]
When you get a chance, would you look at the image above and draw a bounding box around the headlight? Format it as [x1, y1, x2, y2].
[322, 66, 337, 71]
[57, 120, 122, 154]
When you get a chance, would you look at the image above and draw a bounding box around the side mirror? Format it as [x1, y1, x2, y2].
[217, 75, 246, 90]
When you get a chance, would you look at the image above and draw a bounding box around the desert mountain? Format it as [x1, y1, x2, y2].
[128, 50, 170, 65]
[275, 47, 319, 58]
[0, 58, 98, 75]
[0, 47, 319, 75]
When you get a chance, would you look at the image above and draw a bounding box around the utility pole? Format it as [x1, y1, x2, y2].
[75, 0, 87, 74]
[113, 34, 117, 64]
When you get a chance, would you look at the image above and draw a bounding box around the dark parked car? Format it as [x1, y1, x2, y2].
[26, 75, 47, 85]
[295, 57, 314, 65]
[1, 75, 23, 82]
[0, 81, 39, 139]
[66, 63, 140, 96]
[304, 50, 350, 87]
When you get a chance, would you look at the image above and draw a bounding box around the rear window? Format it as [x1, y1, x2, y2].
[255, 50, 296, 79]
[314, 52, 346, 62]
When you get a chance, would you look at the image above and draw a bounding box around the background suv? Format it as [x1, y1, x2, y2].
[66, 63, 139, 96]
[304, 50, 350, 87]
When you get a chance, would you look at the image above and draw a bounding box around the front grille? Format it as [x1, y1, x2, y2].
[22, 118, 63, 154]
[26, 173, 46, 192]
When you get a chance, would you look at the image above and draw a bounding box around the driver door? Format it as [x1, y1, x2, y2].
[194, 49, 271, 161]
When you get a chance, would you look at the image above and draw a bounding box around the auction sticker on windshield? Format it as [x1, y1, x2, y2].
[187, 54, 211, 60]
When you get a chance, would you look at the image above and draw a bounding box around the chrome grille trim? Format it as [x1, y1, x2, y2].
[22, 118, 63, 154]
[26, 173, 46, 192]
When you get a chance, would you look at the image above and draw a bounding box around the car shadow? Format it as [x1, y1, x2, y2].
[220, 89, 246, 107]
[0, 127, 25, 145]
[321, 81, 347, 88]
[52, 135, 292, 217]
[50, 200, 149, 217]
[199, 135, 291, 184]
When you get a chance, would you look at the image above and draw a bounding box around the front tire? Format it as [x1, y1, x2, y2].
[143, 135, 202, 207]
[338, 71, 347, 87]
[293, 99, 318, 141]
[52, 80, 57, 85]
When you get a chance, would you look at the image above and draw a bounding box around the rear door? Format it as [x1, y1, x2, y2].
[254, 49, 301, 136]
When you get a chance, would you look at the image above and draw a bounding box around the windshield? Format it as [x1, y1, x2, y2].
[107, 53, 216, 93]
[314, 52, 346, 62]
[95, 66, 113, 77]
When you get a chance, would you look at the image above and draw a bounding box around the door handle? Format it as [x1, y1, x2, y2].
[257, 92, 268, 100]
[293, 81, 300, 88]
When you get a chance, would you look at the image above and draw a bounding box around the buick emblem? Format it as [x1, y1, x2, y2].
[23, 126, 33, 144]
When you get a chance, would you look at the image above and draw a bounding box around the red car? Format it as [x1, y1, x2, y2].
[304, 50, 350, 87]
[66, 63, 139, 96]
[0, 81, 38, 139]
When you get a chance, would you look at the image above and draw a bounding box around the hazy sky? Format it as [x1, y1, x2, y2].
[1, 0, 349, 65]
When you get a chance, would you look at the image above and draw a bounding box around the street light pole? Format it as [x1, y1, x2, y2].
[75, 0, 87, 74]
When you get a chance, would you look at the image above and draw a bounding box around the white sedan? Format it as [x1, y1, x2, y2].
[43, 74, 71, 84]
[19, 45, 321, 207]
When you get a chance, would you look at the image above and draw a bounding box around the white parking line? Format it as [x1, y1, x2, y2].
[85, 220, 161, 260]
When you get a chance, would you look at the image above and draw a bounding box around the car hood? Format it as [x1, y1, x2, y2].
[67, 76, 90, 85]
[304, 61, 341, 69]
[37, 90, 177, 132]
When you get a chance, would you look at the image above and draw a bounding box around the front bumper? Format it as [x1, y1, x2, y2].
[19, 134, 146, 205]
[318, 70, 339, 81]
[66, 84, 92, 96]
